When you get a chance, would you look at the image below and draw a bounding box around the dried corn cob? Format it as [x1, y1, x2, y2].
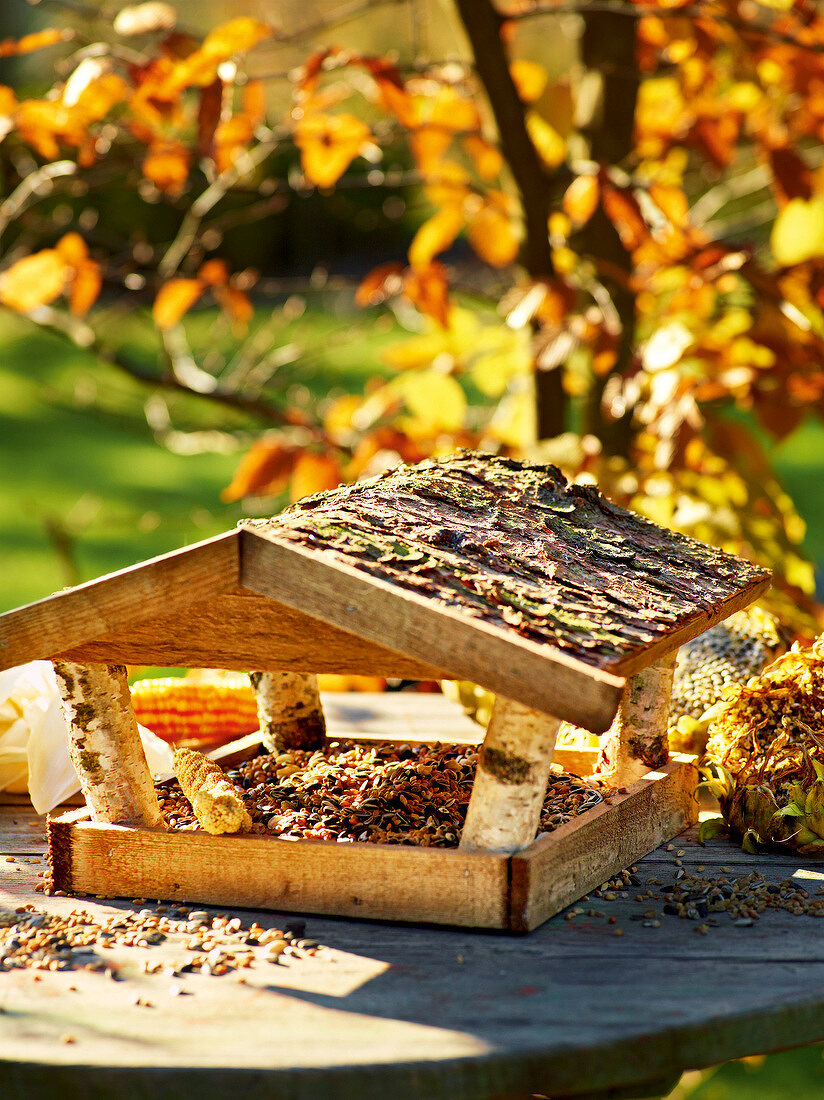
[172, 747, 252, 835]
[130, 674, 259, 746]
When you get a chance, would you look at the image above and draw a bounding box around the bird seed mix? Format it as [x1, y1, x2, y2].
[158, 741, 608, 846]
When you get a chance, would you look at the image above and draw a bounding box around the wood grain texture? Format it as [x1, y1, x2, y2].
[56, 591, 449, 679]
[13, 808, 824, 1099]
[244, 452, 771, 675]
[241, 531, 626, 732]
[0, 532, 240, 673]
[48, 815, 510, 928]
[509, 755, 699, 932]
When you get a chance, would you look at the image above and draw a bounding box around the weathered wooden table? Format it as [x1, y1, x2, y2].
[3, 696, 824, 1100]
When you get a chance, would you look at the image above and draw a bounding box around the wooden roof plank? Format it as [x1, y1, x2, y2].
[56, 591, 449, 680]
[240, 529, 626, 732]
[0, 532, 240, 673]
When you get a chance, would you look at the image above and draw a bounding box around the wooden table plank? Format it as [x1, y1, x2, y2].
[4, 804, 824, 1100]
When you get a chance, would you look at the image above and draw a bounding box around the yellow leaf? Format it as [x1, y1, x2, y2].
[771, 198, 824, 266]
[0, 28, 68, 58]
[422, 160, 471, 209]
[55, 232, 88, 267]
[525, 112, 566, 169]
[201, 17, 272, 60]
[289, 452, 342, 502]
[510, 60, 548, 104]
[294, 112, 371, 189]
[152, 278, 205, 328]
[396, 370, 466, 432]
[488, 387, 535, 448]
[408, 206, 464, 270]
[0, 250, 68, 313]
[380, 332, 450, 370]
[462, 135, 503, 181]
[324, 394, 363, 443]
[563, 175, 599, 225]
[466, 202, 519, 268]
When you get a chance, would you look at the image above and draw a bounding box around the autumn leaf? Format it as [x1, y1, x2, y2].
[197, 78, 223, 158]
[601, 184, 649, 251]
[768, 146, 812, 206]
[294, 112, 371, 188]
[403, 262, 450, 327]
[563, 175, 599, 225]
[408, 205, 464, 270]
[69, 261, 102, 317]
[152, 278, 205, 328]
[55, 232, 89, 267]
[201, 17, 272, 60]
[466, 198, 519, 268]
[0, 28, 69, 58]
[221, 439, 298, 502]
[355, 262, 405, 307]
[771, 198, 824, 266]
[198, 258, 229, 286]
[396, 370, 466, 432]
[289, 451, 342, 502]
[525, 112, 566, 168]
[510, 59, 548, 104]
[142, 141, 190, 195]
[0, 250, 68, 313]
[214, 284, 254, 330]
[462, 135, 503, 181]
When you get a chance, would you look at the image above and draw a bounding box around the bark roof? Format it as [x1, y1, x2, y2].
[242, 451, 769, 671]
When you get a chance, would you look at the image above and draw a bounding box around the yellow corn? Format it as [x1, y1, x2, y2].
[130, 673, 259, 746]
[173, 747, 252, 835]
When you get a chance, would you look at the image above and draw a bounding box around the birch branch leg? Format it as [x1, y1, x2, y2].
[460, 696, 560, 853]
[596, 652, 676, 787]
[249, 671, 326, 752]
[51, 660, 163, 827]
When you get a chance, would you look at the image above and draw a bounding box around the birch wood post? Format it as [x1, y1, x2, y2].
[249, 671, 326, 752]
[596, 652, 676, 787]
[51, 660, 163, 827]
[460, 696, 560, 853]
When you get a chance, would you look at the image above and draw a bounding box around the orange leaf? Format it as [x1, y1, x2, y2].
[152, 278, 204, 328]
[69, 261, 102, 317]
[294, 112, 371, 188]
[411, 126, 452, 175]
[0, 250, 68, 313]
[221, 439, 298, 502]
[462, 135, 503, 181]
[769, 146, 812, 206]
[403, 262, 450, 327]
[243, 79, 267, 127]
[466, 202, 519, 268]
[289, 452, 342, 502]
[601, 184, 649, 252]
[355, 262, 405, 307]
[212, 114, 255, 173]
[143, 141, 190, 195]
[215, 284, 254, 329]
[0, 28, 68, 58]
[55, 232, 89, 267]
[408, 205, 464, 270]
[362, 57, 416, 128]
[563, 175, 599, 225]
[198, 258, 229, 286]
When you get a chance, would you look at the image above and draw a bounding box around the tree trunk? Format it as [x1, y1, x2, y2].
[454, 0, 565, 441]
[577, 8, 641, 456]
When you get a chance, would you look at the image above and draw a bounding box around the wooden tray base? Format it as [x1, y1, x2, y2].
[48, 735, 697, 933]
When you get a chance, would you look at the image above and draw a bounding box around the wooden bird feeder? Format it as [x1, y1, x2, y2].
[0, 453, 770, 931]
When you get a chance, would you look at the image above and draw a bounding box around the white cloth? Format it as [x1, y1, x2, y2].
[0, 661, 173, 814]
